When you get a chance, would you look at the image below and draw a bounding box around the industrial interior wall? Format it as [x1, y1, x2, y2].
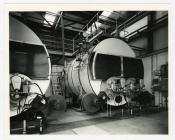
[142, 24, 168, 107]
[129, 36, 148, 56]
[142, 52, 168, 107]
[142, 52, 168, 92]
[130, 36, 148, 50]
[128, 11, 168, 107]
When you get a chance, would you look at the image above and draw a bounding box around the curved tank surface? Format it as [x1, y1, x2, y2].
[9, 16, 52, 117]
[64, 38, 152, 113]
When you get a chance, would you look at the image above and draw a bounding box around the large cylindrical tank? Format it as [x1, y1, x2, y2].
[9, 16, 51, 117]
[65, 38, 144, 113]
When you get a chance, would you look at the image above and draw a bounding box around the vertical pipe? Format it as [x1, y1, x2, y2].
[115, 20, 118, 37]
[121, 56, 124, 77]
[73, 39, 75, 53]
[114, 14, 119, 38]
[64, 58, 67, 68]
[148, 12, 154, 86]
[61, 15, 65, 66]
[110, 105, 112, 117]
[151, 55, 153, 85]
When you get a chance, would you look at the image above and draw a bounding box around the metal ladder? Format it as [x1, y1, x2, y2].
[51, 72, 63, 96]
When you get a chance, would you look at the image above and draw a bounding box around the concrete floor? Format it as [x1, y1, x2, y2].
[44, 108, 168, 135]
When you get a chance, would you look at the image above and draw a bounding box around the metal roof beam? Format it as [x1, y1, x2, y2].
[63, 16, 87, 25]
[55, 12, 63, 30]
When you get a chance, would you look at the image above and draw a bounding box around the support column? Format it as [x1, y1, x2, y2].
[61, 15, 65, 99]
[147, 12, 154, 53]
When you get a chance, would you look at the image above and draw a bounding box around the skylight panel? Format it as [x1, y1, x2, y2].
[44, 11, 58, 25]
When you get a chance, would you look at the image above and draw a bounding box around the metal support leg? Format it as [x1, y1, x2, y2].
[107, 104, 109, 117]
[121, 108, 124, 117]
[110, 105, 112, 117]
[23, 120, 26, 134]
[36, 116, 43, 134]
[130, 108, 133, 115]
[39, 119, 43, 134]
[107, 104, 112, 118]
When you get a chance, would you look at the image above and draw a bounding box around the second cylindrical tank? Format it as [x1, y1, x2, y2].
[64, 38, 144, 113]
